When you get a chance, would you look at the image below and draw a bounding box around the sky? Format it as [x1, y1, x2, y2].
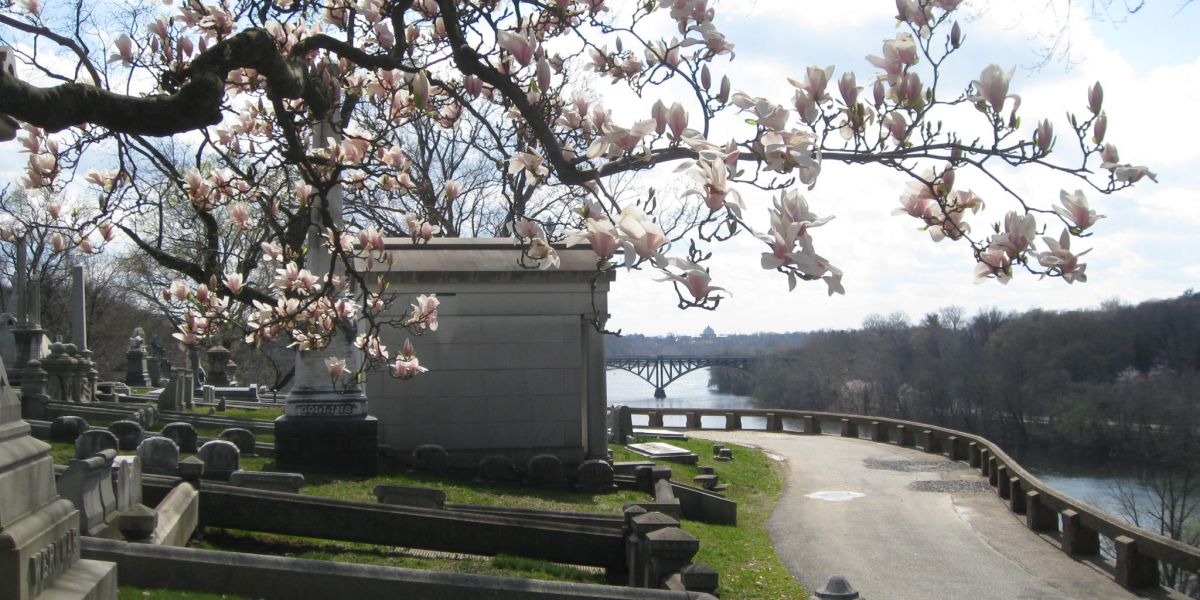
[602, 0, 1200, 336]
[2, 1, 1197, 337]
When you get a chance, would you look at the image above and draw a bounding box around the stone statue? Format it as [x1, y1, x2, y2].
[149, 334, 167, 360]
[129, 327, 145, 351]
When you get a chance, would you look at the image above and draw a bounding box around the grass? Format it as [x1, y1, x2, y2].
[181, 406, 284, 422]
[120, 590, 249, 600]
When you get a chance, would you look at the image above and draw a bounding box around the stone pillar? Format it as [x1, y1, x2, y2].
[1025, 491, 1058, 532]
[81, 349, 97, 402]
[42, 341, 74, 402]
[67, 344, 88, 402]
[125, 345, 149, 387]
[685, 411, 701, 429]
[206, 344, 231, 387]
[1061, 509, 1100, 555]
[1114, 535, 1159, 589]
[897, 424, 914, 446]
[870, 421, 887, 442]
[803, 415, 820, 435]
[1008, 477, 1025, 513]
[979, 448, 991, 477]
[921, 429, 939, 453]
[839, 418, 857, 438]
[146, 356, 161, 388]
[645, 527, 700, 589]
[766, 412, 783, 431]
[71, 265, 87, 351]
[968, 441, 981, 468]
[946, 435, 963, 460]
[648, 410, 663, 428]
[724, 412, 740, 431]
[225, 358, 239, 386]
[995, 465, 1010, 497]
[0, 351, 118, 600]
[10, 274, 49, 387]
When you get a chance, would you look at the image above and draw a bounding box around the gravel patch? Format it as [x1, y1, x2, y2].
[907, 480, 993, 493]
[863, 457, 967, 472]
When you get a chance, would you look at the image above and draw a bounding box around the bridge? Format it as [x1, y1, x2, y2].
[604, 355, 756, 398]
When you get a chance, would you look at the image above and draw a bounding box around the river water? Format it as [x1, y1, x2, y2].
[606, 368, 1161, 530]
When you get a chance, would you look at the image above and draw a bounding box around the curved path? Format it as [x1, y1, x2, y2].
[695, 431, 1182, 600]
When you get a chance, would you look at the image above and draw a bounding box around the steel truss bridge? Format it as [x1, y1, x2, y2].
[604, 355, 756, 398]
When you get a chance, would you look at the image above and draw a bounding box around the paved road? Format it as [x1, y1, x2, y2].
[695, 431, 1182, 600]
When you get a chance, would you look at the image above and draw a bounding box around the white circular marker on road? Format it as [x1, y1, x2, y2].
[805, 491, 866, 502]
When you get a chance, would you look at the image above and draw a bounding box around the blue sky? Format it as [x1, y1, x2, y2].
[604, 0, 1200, 336]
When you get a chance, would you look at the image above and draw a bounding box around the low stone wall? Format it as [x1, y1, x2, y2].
[176, 481, 627, 569]
[81, 538, 716, 600]
[629, 406, 1200, 592]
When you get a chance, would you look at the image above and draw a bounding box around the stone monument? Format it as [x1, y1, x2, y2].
[9, 240, 50, 386]
[125, 327, 149, 386]
[147, 335, 167, 387]
[205, 343, 231, 386]
[0, 352, 118, 599]
[274, 118, 378, 476]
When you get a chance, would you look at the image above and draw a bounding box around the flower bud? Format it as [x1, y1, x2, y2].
[951, 21, 962, 48]
[1092, 114, 1106, 144]
[1034, 119, 1053, 153]
[1087, 82, 1103, 115]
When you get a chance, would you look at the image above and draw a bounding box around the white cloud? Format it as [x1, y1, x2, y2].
[719, 0, 895, 31]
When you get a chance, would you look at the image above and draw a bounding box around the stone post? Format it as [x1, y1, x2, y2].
[42, 340, 74, 402]
[1061, 509, 1100, 555]
[921, 429, 939, 453]
[724, 412, 740, 430]
[766, 412, 783, 431]
[685, 411, 701, 429]
[803, 415, 820, 435]
[647, 410, 663, 428]
[1114, 535, 1160, 589]
[146, 356, 161, 388]
[67, 344, 88, 402]
[870, 421, 887, 442]
[1008, 477, 1025, 513]
[10, 273, 49, 387]
[628, 510, 677, 587]
[897, 424, 914, 447]
[839, 418, 857, 438]
[968, 441, 981, 468]
[1025, 491, 1058, 532]
[979, 448, 991, 477]
[81, 349, 97, 402]
[811, 575, 860, 599]
[644, 527, 700, 589]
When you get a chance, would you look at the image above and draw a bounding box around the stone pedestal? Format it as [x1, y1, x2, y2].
[275, 416, 378, 476]
[125, 348, 149, 387]
[0, 355, 118, 600]
[9, 325, 48, 387]
[146, 357, 162, 388]
[206, 344, 231, 387]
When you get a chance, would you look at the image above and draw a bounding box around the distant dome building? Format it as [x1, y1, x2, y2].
[700, 325, 716, 339]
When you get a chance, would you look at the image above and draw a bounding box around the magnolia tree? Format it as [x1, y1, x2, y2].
[0, 0, 1155, 383]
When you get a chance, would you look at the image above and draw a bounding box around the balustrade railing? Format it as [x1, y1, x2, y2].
[626, 406, 1200, 593]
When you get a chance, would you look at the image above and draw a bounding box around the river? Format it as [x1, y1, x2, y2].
[606, 368, 1163, 532]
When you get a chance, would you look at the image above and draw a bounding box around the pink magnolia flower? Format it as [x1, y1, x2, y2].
[464, 74, 483, 97]
[228, 202, 251, 230]
[617, 206, 669, 267]
[971, 64, 1017, 114]
[656, 265, 727, 301]
[406, 294, 440, 331]
[391, 354, 428, 379]
[498, 31, 537, 66]
[989, 211, 1037, 259]
[325, 357, 347, 381]
[170, 280, 190, 301]
[260, 241, 283, 262]
[1093, 115, 1107, 144]
[667, 102, 688, 139]
[974, 246, 1012, 285]
[225, 273, 243, 295]
[1113, 165, 1158, 184]
[1088, 82, 1103, 115]
[1037, 230, 1090, 283]
[513, 218, 544, 240]
[527, 237, 561, 270]
[1034, 119, 1054, 153]
[565, 218, 621, 260]
[1055, 189, 1104, 232]
[50, 232, 65, 253]
[15, 0, 40, 16]
[109, 34, 134, 65]
[98, 221, 115, 242]
[444, 180, 463, 200]
[507, 152, 550, 183]
[274, 263, 321, 293]
[867, 33, 917, 84]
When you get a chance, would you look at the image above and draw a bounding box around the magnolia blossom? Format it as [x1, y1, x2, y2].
[228, 202, 251, 230]
[656, 262, 727, 301]
[1037, 230, 1090, 283]
[971, 65, 1017, 115]
[513, 218, 544, 240]
[1088, 82, 1103, 115]
[1055, 189, 1104, 232]
[325, 357, 347, 381]
[1034, 119, 1054, 153]
[274, 263, 321, 293]
[225, 273, 243, 295]
[684, 159, 743, 214]
[109, 34, 134, 65]
[527, 237, 561, 270]
[565, 218, 621, 259]
[974, 246, 1013, 285]
[507, 152, 550, 183]
[617, 206, 669, 267]
[406, 294, 439, 331]
[497, 30, 537, 66]
[989, 211, 1036, 259]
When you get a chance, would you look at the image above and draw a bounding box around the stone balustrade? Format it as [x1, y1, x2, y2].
[627, 406, 1200, 592]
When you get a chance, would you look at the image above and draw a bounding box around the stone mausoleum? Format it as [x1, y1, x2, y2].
[364, 238, 612, 467]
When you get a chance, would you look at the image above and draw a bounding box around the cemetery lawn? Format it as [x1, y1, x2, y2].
[612, 437, 802, 600]
[181, 406, 284, 421]
[120, 589, 249, 599]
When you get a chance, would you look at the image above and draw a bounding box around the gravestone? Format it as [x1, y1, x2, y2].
[412, 444, 449, 473]
[576, 459, 615, 491]
[160, 422, 199, 453]
[107, 420, 144, 450]
[56, 449, 118, 535]
[628, 441, 699, 465]
[125, 327, 149, 386]
[229, 470, 305, 494]
[526, 454, 563, 485]
[148, 335, 168, 387]
[75, 429, 119, 459]
[374, 485, 447, 509]
[111, 455, 143, 512]
[137, 436, 180, 475]
[206, 344, 231, 386]
[197, 440, 240, 480]
[607, 404, 634, 443]
[0, 349, 118, 599]
[49, 415, 89, 442]
[478, 455, 517, 482]
[219, 427, 256, 455]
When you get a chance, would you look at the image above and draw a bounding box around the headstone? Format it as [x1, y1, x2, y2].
[607, 404, 633, 443]
[75, 429, 119, 459]
[107, 420, 144, 450]
[576, 459, 615, 491]
[197, 440, 240, 480]
[148, 335, 168, 387]
[49, 415, 89, 442]
[160, 422, 199, 453]
[111, 455, 143, 512]
[0, 349, 118, 599]
[146, 356, 162, 388]
[412, 444, 449, 473]
[125, 327, 149, 386]
[57, 449, 118, 536]
[19, 358, 49, 419]
[219, 427, 256, 455]
[526, 454, 563, 485]
[478, 455, 517, 482]
[229, 470, 305, 494]
[156, 370, 184, 412]
[137, 436, 180, 475]
[206, 344, 231, 386]
[374, 485, 446, 509]
[628, 441, 700, 465]
[716, 447, 734, 461]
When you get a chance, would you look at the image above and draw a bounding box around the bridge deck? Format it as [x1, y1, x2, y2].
[696, 431, 1183, 600]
